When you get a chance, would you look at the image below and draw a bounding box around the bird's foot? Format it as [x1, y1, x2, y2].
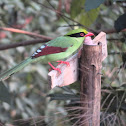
[57, 60, 70, 66]
[48, 62, 61, 74]
[49, 68, 53, 72]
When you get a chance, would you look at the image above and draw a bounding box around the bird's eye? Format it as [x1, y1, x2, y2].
[80, 33, 84, 37]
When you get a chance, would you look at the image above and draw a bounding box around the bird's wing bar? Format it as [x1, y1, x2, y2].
[31, 46, 68, 58]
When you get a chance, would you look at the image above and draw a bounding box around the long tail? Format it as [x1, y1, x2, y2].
[0, 57, 33, 81]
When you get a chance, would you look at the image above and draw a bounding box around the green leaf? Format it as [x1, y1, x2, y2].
[70, 0, 100, 27]
[0, 82, 11, 104]
[85, 0, 105, 11]
[71, 0, 86, 19]
[114, 13, 126, 32]
[79, 8, 100, 27]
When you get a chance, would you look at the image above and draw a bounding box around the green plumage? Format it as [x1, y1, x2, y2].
[33, 36, 85, 63]
[0, 29, 88, 80]
[0, 58, 32, 80]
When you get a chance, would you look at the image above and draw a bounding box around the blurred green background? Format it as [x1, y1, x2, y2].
[0, 0, 126, 125]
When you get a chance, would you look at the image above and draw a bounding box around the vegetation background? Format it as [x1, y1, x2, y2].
[0, 0, 126, 125]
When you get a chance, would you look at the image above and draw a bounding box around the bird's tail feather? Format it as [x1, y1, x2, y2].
[0, 57, 32, 81]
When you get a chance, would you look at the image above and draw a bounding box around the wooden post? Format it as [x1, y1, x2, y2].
[80, 44, 102, 126]
[48, 54, 78, 89]
[48, 32, 107, 125]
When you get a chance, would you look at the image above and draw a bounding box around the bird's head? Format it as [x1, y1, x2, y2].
[64, 28, 94, 38]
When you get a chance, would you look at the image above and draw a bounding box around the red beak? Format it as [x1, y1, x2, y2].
[85, 32, 95, 37]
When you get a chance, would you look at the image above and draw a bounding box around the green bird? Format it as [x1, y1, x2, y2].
[0, 29, 94, 80]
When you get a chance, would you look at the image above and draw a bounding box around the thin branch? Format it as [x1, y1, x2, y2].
[60, 25, 126, 34]
[0, 39, 51, 50]
[46, 0, 73, 30]
[98, 28, 126, 34]
[33, 0, 96, 33]
[32, 0, 126, 34]
[0, 37, 125, 51]
[0, 27, 52, 40]
[107, 38, 121, 41]
[108, 52, 126, 55]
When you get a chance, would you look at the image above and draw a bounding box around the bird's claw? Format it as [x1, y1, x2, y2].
[55, 68, 61, 74]
[57, 61, 70, 67]
[49, 68, 53, 72]
[48, 62, 61, 74]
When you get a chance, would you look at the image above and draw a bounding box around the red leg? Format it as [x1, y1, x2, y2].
[48, 62, 61, 74]
[49, 68, 53, 72]
[56, 60, 70, 66]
